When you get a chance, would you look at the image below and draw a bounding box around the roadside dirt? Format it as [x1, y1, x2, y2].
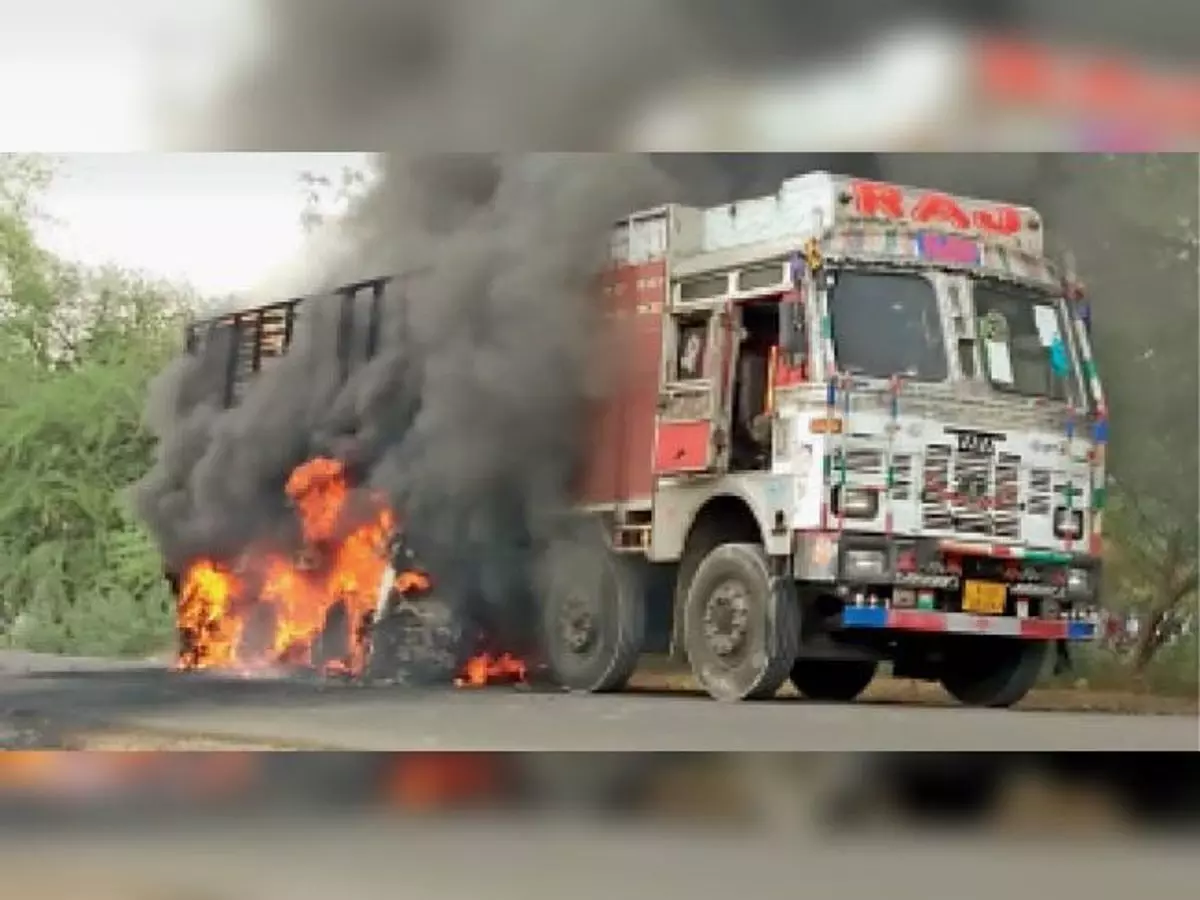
[628, 663, 1199, 715]
[73, 731, 307, 750]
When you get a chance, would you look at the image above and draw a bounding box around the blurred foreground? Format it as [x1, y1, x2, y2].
[1, 751, 1197, 831]
[0, 752, 1197, 900]
[4, 819, 1196, 900]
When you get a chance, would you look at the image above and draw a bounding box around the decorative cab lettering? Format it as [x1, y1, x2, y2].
[850, 181, 905, 219]
[850, 180, 1023, 237]
[911, 192, 971, 230]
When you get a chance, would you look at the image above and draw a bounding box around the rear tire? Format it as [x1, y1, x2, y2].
[365, 562, 465, 686]
[939, 638, 1048, 708]
[790, 659, 878, 702]
[682, 543, 798, 701]
[538, 527, 645, 694]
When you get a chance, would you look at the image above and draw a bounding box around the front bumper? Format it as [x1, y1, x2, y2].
[794, 532, 1100, 593]
[792, 531, 1103, 641]
[840, 605, 1098, 641]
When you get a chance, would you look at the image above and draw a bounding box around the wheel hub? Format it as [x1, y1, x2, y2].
[559, 593, 598, 654]
[703, 580, 750, 657]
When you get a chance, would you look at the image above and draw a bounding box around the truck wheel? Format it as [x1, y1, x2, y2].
[682, 543, 798, 701]
[538, 534, 645, 693]
[939, 639, 1048, 708]
[790, 659, 878, 702]
[365, 560, 466, 686]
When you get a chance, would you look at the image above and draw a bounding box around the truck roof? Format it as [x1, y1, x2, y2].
[612, 171, 1045, 273]
[196, 171, 1047, 335]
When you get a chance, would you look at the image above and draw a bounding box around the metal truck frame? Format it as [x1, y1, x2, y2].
[173, 171, 1108, 708]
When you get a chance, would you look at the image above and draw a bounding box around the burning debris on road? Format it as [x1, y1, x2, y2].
[175, 455, 524, 688]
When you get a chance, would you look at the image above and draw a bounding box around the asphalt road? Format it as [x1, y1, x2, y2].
[3, 821, 1198, 900]
[1, 651, 1195, 750]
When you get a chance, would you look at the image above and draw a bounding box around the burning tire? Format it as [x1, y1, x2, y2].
[938, 638, 1048, 708]
[790, 659, 878, 703]
[365, 562, 465, 686]
[682, 543, 798, 701]
[537, 528, 645, 693]
[311, 600, 351, 671]
[367, 598, 465, 685]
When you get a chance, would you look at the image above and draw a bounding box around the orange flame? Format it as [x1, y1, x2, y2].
[176, 457, 397, 676]
[455, 652, 527, 688]
[176, 457, 527, 686]
[383, 754, 503, 809]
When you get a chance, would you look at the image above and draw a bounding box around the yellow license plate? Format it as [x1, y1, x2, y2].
[962, 580, 1007, 615]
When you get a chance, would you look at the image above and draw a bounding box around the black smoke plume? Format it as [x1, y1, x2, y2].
[134, 154, 678, 652]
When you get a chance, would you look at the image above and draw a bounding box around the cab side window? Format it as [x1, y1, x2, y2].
[675, 321, 708, 380]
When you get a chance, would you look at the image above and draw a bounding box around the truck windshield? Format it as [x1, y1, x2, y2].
[972, 280, 1077, 403]
[828, 270, 947, 381]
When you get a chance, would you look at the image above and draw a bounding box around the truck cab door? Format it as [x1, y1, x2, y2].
[653, 307, 735, 475]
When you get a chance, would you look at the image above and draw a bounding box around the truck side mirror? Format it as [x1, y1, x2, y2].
[779, 297, 807, 362]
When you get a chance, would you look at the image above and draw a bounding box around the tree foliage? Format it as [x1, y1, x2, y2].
[298, 161, 376, 235]
[0, 154, 195, 656]
[1052, 154, 1199, 677]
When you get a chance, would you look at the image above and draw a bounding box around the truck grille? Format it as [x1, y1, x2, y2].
[920, 444, 1023, 539]
[1028, 468, 1053, 516]
[891, 453, 914, 502]
[921, 444, 954, 531]
[830, 446, 912, 502]
[993, 453, 1021, 539]
[835, 448, 883, 482]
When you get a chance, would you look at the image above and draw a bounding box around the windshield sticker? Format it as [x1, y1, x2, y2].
[1033, 304, 1071, 377]
[1049, 338, 1070, 377]
[979, 311, 1014, 384]
[984, 339, 1015, 384]
[1032, 304, 1059, 347]
[978, 310, 1009, 343]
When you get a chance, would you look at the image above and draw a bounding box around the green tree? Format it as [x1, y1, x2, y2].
[0, 154, 195, 656]
[298, 161, 375, 234]
[1059, 155, 1199, 674]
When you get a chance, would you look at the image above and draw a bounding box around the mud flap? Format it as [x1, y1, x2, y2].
[1053, 639, 1073, 675]
[767, 566, 801, 663]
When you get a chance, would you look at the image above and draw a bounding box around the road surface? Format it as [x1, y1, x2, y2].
[1, 651, 1195, 750]
[2, 820, 1198, 900]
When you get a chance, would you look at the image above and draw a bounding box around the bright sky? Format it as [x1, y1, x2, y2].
[0, 1, 255, 150]
[0, 2, 367, 298]
[34, 154, 373, 298]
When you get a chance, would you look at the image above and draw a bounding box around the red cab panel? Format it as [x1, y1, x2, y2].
[653, 420, 712, 473]
[574, 260, 666, 507]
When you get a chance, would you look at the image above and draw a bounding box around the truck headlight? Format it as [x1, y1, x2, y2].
[833, 487, 879, 519]
[1053, 507, 1084, 540]
[844, 549, 887, 580]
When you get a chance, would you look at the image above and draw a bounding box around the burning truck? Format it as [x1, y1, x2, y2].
[163, 170, 1107, 707]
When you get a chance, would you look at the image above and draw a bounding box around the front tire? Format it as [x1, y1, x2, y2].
[537, 528, 645, 693]
[939, 638, 1048, 708]
[790, 659, 878, 702]
[682, 543, 798, 701]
